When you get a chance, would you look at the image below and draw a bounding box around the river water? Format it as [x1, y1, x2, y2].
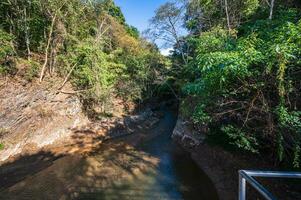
[131, 108, 218, 200]
[0, 107, 218, 200]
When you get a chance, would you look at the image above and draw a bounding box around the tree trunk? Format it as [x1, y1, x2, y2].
[168, 16, 188, 65]
[8, 13, 16, 53]
[24, 7, 31, 59]
[224, 0, 231, 33]
[39, 14, 56, 82]
[269, 0, 275, 20]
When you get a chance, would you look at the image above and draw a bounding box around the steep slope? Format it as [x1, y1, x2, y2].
[0, 77, 89, 162]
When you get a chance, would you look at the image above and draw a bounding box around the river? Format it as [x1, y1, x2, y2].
[0, 106, 218, 200]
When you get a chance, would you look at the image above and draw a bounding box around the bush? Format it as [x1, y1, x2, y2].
[221, 125, 258, 153]
[58, 38, 123, 113]
[181, 9, 301, 167]
[0, 29, 15, 75]
[24, 60, 40, 81]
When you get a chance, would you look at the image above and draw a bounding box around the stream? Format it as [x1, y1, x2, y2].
[0, 106, 218, 200]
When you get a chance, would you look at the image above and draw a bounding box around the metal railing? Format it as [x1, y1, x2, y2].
[238, 170, 301, 200]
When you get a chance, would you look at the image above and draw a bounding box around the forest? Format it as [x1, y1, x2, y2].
[0, 0, 301, 171]
[146, 0, 301, 169]
[0, 0, 168, 116]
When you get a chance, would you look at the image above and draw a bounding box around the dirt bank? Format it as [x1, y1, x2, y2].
[0, 76, 156, 164]
[172, 117, 301, 200]
[0, 77, 89, 163]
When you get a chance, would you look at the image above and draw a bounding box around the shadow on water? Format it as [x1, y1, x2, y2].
[0, 106, 218, 200]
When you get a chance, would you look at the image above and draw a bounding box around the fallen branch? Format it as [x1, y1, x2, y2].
[58, 89, 91, 95]
[58, 62, 77, 90]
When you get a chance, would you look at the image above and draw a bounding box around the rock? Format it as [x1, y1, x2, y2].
[0, 79, 89, 163]
[123, 108, 156, 131]
[172, 118, 205, 148]
[126, 108, 153, 124]
[143, 117, 160, 129]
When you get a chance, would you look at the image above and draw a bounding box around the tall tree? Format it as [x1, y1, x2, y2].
[145, 1, 188, 64]
[269, 0, 275, 19]
[184, 0, 260, 34]
[224, 0, 231, 32]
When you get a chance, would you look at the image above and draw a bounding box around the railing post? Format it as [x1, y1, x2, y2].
[238, 170, 301, 200]
[239, 173, 246, 200]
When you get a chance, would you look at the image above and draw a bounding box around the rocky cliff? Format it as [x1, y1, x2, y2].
[0, 78, 89, 162]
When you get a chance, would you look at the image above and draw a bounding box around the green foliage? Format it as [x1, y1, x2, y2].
[126, 25, 140, 39]
[192, 104, 212, 124]
[69, 40, 119, 90]
[185, 0, 261, 33]
[0, 29, 14, 59]
[179, 8, 301, 167]
[242, 0, 260, 17]
[221, 125, 258, 153]
[0, 128, 8, 150]
[0, 0, 50, 53]
[0, 29, 15, 75]
[24, 60, 40, 81]
[277, 106, 301, 134]
[115, 47, 165, 101]
[276, 105, 301, 166]
[0, 0, 166, 119]
[65, 38, 124, 109]
[293, 145, 301, 168]
[102, 0, 126, 25]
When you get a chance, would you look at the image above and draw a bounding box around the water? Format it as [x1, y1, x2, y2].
[133, 109, 219, 200]
[0, 107, 218, 200]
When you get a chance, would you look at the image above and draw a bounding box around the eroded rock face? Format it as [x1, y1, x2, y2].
[172, 118, 205, 148]
[0, 78, 89, 162]
[0, 78, 164, 163]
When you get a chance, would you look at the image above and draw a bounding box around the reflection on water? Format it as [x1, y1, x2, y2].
[0, 108, 218, 200]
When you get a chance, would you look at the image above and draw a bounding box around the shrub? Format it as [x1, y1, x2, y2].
[181, 9, 301, 167]
[24, 60, 40, 81]
[221, 125, 258, 153]
[0, 29, 15, 75]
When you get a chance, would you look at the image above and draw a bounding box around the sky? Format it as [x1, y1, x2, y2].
[114, 0, 173, 55]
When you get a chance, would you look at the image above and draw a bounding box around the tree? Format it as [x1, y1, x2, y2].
[184, 0, 260, 34]
[0, 0, 49, 57]
[0, 0, 166, 115]
[267, 0, 276, 19]
[145, 1, 188, 64]
[179, 2, 301, 167]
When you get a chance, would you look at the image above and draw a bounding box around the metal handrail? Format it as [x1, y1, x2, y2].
[238, 170, 301, 200]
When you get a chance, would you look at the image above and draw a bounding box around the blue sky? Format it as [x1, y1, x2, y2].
[114, 0, 168, 33]
[114, 0, 173, 54]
